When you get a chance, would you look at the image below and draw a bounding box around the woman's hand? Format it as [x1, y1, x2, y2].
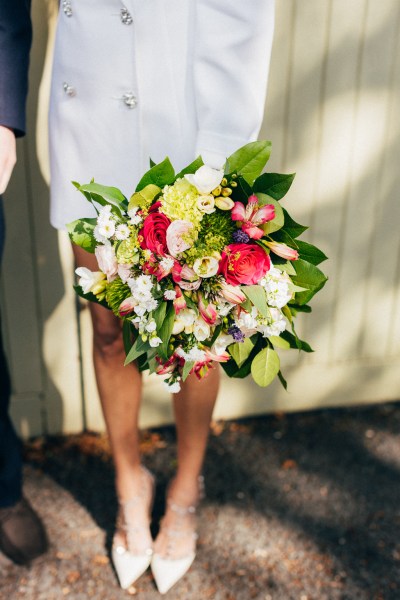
[0, 125, 17, 194]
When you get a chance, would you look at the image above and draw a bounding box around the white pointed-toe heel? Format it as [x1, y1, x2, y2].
[112, 466, 155, 589]
[151, 475, 204, 595]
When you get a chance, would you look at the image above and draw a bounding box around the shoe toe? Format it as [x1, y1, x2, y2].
[151, 553, 195, 595]
[112, 547, 152, 589]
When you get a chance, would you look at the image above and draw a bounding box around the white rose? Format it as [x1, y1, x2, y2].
[196, 194, 215, 214]
[172, 318, 185, 335]
[178, 308, 197, 327]
[193, 255, 220, 278]
[185, 165, 224, 194]
[95, 243, 118, 281]
[193, 316, 211, 342]
[212, 333, 235, 356]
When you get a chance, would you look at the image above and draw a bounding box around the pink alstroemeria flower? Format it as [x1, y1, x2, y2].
[173, 286, 187, 314]
[119, 296, 136, 317]
[231, 194, 275, 240]
[264, 241, 299, 261]
[198, 293, 218, 325]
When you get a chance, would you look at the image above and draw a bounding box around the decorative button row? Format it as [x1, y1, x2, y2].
[62, 83, 138, 109]
[62, 0, 72, 17]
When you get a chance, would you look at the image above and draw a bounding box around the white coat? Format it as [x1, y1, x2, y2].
[49, 0, 275, 229]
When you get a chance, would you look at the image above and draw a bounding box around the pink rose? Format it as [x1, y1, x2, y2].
[166, 220, 195, 257]
[218, 243, 271, 286]
[140, 212, 170, 256]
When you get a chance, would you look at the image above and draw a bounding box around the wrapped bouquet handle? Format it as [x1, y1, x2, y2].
[68, 141, 328, 392]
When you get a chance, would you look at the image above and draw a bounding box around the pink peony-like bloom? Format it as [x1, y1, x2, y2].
[219, 281, 246, 304]
[231, 194, 275, 240]
[198, 293, 218, 325]
[264, 241, 299, 261]
[166, 220, 195, 257]
[140, 212, 170, 256]
[218, 243, 271, 286]
[95, 243, 118, 281]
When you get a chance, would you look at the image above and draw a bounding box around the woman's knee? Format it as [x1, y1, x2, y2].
[91, 310, 124, 360]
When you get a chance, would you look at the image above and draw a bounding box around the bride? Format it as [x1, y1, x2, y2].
[49, 0, 274, 593]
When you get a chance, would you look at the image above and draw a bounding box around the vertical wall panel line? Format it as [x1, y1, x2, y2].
[327, 0, 369, 361]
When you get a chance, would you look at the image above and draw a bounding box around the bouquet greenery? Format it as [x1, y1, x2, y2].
[68, 141, 327, 392]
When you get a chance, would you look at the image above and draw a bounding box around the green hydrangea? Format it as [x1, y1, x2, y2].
[105, 277, 131, 317]
[184, 210, 235, 265]
[116, 236, 140, 264]
[160, 178, 203, 226]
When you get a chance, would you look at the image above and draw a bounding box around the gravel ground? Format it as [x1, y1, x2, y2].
[1, 402, 400, 600]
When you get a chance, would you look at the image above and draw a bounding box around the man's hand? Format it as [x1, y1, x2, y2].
[0, 125, 17, 194]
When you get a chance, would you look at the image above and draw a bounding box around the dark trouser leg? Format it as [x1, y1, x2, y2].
[0, 196, 22, 508]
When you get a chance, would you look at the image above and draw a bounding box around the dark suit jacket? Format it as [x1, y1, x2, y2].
[0, 0, 32, 137]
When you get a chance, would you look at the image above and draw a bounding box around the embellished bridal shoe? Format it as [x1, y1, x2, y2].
[112, 466, 155, 589]
[151, 475, 205, 595]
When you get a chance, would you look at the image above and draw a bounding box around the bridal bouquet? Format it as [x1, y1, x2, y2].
[68, 142, 327, 392]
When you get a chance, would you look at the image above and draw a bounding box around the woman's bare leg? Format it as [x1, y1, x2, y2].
[73, 246, 152, 551]
[154, 367, 220, 555]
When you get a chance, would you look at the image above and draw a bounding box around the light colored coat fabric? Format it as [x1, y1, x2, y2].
[49, 0, 275, 229]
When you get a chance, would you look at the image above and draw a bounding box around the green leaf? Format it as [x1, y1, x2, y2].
[291, 259, 328, 305]
[288, 303, 312, 315]
[225, 141, 272, 185]
[182, 360, 195, 382]
[251, 346, 280, 387]
[296, 240, 328, 265]
[77, 182, 126, 217]
[280, 330, 314, 352]
[124, 335, 151, 366]
[153, 302, 167, 331]
[149, 158, 156, 168]
[122, 321, 134, 354]
[242, 285, 270, 318]
[176, 156, 204, 178]
[158, 302, 175, 360]
[277, 260, 297, 276]
[268, 335, 291, 350]
[253, 172, 295, 199]
[128, 184, 161, 211]
[136, 157, 175, 191]
[66, 218, 97, 253]
[278, 370, 288, 390]
[73, 285, 109, 310]
[229, 337, 255, 368]
[256, 194, 284, 234]
[282, 209, 308, 239]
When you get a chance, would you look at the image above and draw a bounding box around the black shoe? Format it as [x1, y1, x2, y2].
[0, 496, 48, 565]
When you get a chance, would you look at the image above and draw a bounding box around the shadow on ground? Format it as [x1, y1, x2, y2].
[1, 402, 400, 599]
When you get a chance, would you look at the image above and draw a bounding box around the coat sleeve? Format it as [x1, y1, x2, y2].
[0, 0, 32, 137]
[193, 0, 275, 167]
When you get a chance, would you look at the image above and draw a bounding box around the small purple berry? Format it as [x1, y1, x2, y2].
[232, 229, 250, 244]
[228, 325, 245, 343]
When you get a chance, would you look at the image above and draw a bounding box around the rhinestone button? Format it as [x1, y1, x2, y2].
[120, 7, 133, 25]
[63, 82, 76, 97]
[62, 0, 72, 17]
[122, 92, 137, 108]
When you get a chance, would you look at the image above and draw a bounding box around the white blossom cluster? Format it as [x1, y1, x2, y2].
[127, 275, 162, 347]
[260, 266, 292, 309]
[234, 305, 286, 339]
